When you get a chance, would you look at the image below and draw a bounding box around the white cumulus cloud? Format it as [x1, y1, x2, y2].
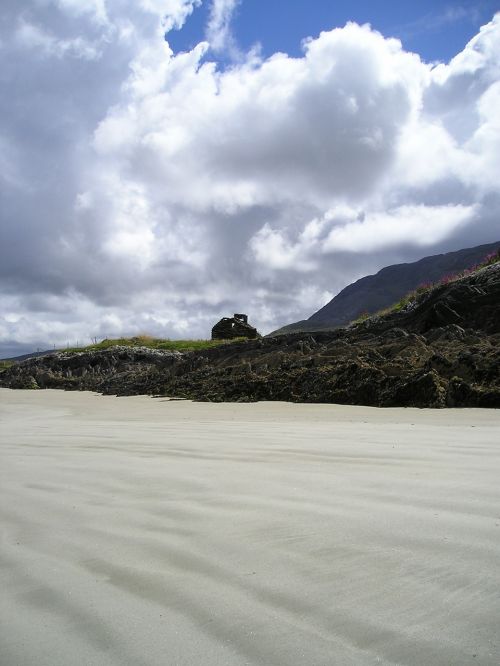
[206, 0, 240, 53]
[0, 4, 499, 354]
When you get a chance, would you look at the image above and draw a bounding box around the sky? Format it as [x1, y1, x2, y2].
[1, 1, 500, 357]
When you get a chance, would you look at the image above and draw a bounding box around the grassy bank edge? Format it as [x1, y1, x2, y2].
[63, 335, 249, 354]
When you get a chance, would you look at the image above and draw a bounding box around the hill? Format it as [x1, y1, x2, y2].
[269, 241, 499, 336]
[2, 257, 499, 408]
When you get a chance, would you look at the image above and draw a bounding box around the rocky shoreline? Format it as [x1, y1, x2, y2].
[1, 263, 499, 407]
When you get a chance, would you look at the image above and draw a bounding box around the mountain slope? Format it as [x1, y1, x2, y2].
[269, 241, 499, 336]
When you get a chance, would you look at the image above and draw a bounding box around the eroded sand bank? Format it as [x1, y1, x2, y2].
[1, 388, 499, 665]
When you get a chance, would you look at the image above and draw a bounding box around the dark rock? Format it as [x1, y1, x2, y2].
[0, 347, 181, 394]
[387, 370, 447, 408]
[428, 301, 462, 327]
[446, 376, 500, 408]
[425, 325, 466, 343]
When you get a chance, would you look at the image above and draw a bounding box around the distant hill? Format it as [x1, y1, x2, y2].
[269, 241, 499, 336]
[3, 349, 56, 363]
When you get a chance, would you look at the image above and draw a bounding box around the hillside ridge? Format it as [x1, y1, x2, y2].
[269, 240, 499, 336]
[2, 260, 499, 408]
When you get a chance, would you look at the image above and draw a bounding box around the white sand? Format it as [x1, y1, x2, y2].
[1, 389, 499, 666]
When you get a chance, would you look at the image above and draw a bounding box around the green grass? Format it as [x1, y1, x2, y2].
[0, 360, 14, 373]
[64, 335, 248, 354]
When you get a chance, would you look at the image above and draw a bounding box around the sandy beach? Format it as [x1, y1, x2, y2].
[1, 389, 499, 665]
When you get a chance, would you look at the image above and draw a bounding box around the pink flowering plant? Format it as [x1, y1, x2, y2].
[350, 246, 499, 325]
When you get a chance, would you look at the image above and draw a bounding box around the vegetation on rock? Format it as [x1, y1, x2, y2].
[1, 261, 499, 408]
[362, 247, 500, 324]
[270, 241, 499, 336]
[65, 335, 247, 354]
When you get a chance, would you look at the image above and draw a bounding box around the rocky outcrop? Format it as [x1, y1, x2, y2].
[0, 347, 181, 393]
[269, 240, 499, 336]
[1, 264, 499, 408]
[152, 328, 498, 408]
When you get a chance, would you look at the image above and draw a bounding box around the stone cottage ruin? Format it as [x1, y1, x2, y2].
[211, 313, 259, 340]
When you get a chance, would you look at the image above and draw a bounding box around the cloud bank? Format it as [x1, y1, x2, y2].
[1, 2, 499, 354]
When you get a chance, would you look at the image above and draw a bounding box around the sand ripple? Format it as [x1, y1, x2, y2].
[1, 389, 499, 665]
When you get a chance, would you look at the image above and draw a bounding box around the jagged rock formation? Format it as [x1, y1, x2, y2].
[1, 264, 499, 407]
[270, 241, 499, 336]
[0, 347, 181, 393]
[211, 313, 259, 340]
